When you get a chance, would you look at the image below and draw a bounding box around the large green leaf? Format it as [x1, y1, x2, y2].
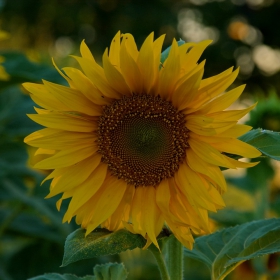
[28, 263, 127, 280]
[184, 218, 280, 280]
[62, 228, 146, 267]
[93, 263, 128, 280]
[29, 273, 94, 280]
[239, 129, 280, 161]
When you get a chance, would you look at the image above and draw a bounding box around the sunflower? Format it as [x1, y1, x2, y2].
[24, 32, 261, 249]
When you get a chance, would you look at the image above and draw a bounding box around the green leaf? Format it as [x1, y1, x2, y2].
[239, 129, 280, 161]
[28, 263, 128, 280]
[62, 228, 146, 267]
[29, 273, 94, 280]
[184, 218, 280, 280]
[160, 39, 185, 65]
[93, 263, 128, 280]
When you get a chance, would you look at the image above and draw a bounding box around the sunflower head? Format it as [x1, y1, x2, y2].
[98, 93, 189, 187]
[24, 31, 261, 249]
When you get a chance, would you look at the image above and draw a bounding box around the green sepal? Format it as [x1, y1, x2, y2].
[184, 218, 280, 280]
[160, 39, 185, 65]
[62, 228, 146, 267]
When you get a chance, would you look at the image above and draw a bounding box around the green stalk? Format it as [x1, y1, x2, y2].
[166, 236, 183, 280]
[149, 244, 170, 280]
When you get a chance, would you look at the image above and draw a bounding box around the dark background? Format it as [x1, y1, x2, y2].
[1, 0, 280, 95]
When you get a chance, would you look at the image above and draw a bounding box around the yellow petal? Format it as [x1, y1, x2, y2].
[178, 42, 197, 72]
[25, 128, 59, 142]
[199, 175, 225, 207]
[198, 68, 239, 101]
[149, 34, 165, 94]
[197, 85, 246, 114]
[109, 31, 121, 67]
[41, 168, 61, 185]
[120, 40, 143, 93]
[34, 107, 50, 115]
[156, 180, 171, 217]
[56, 197, 63, 211]
[158, 39, 180, 99]
[27, 113, 97, 132]
[181, 40, 212, 73]
[47, 153, 102, 198]
[102, 184, 135, 231]
[225, 156, 260, 168]
[175, 163, 217, 211]
[186, 149, 227, 191]
[137, 32, 155, 93]
[172, 66, 203, 110]
[208, 103, 257, 122]
[52, 58, 72, 85]
[42, 80, 101, 116]
[63, 163, 108, 222]
[23, 83, 71, 111]
[168, 179, 204, 229]
[35, 148, 55, 156]
[185, 68, 239, 114]
[200, 66, 233, 88]
[188, 138, 235, 168]
[74, 56, 121, 99]
[102, 49, 131, 96]
[34, 144, 98, 169]
[142, 187, 164, 248]
[80, 40, 95, 61]
[186, 115, 236, 136]
[170, 178, 210, 231]
[121, 33, 139, 61]
[153, 34, 165, 66]
[62, 67, 110, 106]
[84, 176, 127, 234]
[25, 129, 96, 150]
[189, 130, 242, 144]
[175, 59, 205, 91]
[215, 124, 252, 138]
[130, 186, 146, 236]
[165, 220, 194, 250]
[210, 138, 261, 158]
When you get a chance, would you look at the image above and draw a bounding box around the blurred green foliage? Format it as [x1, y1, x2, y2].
[1, 0, 280, 95]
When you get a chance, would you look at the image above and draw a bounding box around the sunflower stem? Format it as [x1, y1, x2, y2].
[149, 244, 170, 280]
[166, 236, 183, 280]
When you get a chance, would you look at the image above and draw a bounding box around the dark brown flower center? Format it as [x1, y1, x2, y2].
[97, 94, 189, 186]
